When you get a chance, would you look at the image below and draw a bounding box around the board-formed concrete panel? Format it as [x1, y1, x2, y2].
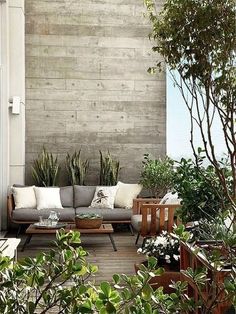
[25, 0, 166, 185]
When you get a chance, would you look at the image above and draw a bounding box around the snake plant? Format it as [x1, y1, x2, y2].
[99, 151, 120, 186]
[32, 147, 60, 186]
[65, 150, 89, 185]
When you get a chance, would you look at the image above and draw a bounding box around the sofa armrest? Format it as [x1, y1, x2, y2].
[7, 194, 15, 223]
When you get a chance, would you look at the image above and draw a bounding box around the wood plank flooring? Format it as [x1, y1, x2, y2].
[7, 229, 144, 283]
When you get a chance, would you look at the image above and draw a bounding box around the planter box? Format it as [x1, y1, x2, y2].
[135, 263, 180, 294]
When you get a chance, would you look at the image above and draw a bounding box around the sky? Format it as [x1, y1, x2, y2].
[166, 71, 227, 160]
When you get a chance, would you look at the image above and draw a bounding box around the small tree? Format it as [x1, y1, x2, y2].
[145, 0, 236, 215]
[140, 154, 175, 198]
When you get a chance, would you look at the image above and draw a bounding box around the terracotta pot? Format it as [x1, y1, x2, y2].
[135, 262, 181, 294]
[75, 217, 103, 229]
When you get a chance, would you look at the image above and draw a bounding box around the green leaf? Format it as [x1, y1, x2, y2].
[100, 282, 111, 298]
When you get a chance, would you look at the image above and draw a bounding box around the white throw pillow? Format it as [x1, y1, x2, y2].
[34, 187, 63, 210]
[115, 181, 142, 209]
[158, 192, 181, 221]
[12, 186, 37, 209]
[159, 192, 181, 205]
[90, 186, 118, 209]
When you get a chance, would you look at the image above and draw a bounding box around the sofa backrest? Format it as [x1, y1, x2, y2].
[74, 185, 96, 207]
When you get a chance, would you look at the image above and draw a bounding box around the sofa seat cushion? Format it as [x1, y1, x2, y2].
[12, 207, 75, 222]
[75, 207, 132, 221]
[131, 214, 163, 232]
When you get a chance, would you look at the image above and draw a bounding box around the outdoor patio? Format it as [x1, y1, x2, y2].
[0, 0, 235, 313]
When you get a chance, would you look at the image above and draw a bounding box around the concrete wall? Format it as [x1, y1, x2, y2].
[25, 0, 166, 185]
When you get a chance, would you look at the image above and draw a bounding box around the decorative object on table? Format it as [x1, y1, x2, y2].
[99, 151, 120, 186]
[75, 213, 103, 229]
[11, 186, 37, 209]
[90, 186, 118, 209]
[31, 147, 60, 187]
[65, 150, 89, 185]
[48, 210, 60, 226]
[34, 222, 67, 229]
[139, 154, 175, 198]
[114, 181, 142, 209]
[34, 187, 63, 210]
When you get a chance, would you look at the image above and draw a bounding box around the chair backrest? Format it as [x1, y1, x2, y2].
[139, 203, 181, 237]
[132, 198, 161, 215]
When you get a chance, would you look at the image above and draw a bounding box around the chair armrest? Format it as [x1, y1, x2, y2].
[7, 194, 15, 223]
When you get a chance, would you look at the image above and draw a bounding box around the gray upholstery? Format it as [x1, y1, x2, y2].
[131, 214, 161, 232]
[74, 185, 96, 207]
[12, 207, 75, 222]
[76, 207, 132, 221]
[60, 186, 73, 207]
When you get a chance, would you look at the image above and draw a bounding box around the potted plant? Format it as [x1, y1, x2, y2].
[75, 213, 103, 229]
[140, 154, 175, 198]
[31, 147, 60, 187]
[133, 154, 175, 213]
[136, 231, 181, 293]
[65, 150, 89, 185]
[99, 151, 120, 186]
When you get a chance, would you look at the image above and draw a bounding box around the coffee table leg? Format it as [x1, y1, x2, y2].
[21, 234, 32, 252]
[108, 234, 117, 251]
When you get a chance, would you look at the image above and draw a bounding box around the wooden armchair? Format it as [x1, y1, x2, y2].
[131, 202, 181, 245]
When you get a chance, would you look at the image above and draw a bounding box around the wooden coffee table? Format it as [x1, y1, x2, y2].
[22, 223, 117, 252]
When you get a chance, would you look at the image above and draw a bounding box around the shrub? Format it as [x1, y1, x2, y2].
[174, 157, 232, 223]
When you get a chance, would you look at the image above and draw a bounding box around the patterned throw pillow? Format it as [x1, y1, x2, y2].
[90, 186, 118, 209]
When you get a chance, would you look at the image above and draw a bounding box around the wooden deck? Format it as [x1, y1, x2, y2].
[7, 229, 144, 283]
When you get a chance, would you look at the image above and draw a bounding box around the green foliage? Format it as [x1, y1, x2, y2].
[1, 229, 235, 313]
[145, 0, 236, 212]
[140, 154, 175, 198]
[0, 232, 197, 314]
[76, 213, 102, 220]
[65, 150, 89, 185]
[145, 0, 236, 95]
[31, 147, 59, 186]
[99, 151, 120, 186]
[173, 157, 231, 223]
[0, 230, 96, 313]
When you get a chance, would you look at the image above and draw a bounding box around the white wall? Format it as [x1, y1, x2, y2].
[0, 0, 25, 230]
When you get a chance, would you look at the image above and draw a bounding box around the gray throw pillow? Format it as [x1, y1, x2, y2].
[60, 186, 73, 207]
[74, 185, 96, 207]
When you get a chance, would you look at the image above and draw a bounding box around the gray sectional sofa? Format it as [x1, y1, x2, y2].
[8, 185, 134, 236]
